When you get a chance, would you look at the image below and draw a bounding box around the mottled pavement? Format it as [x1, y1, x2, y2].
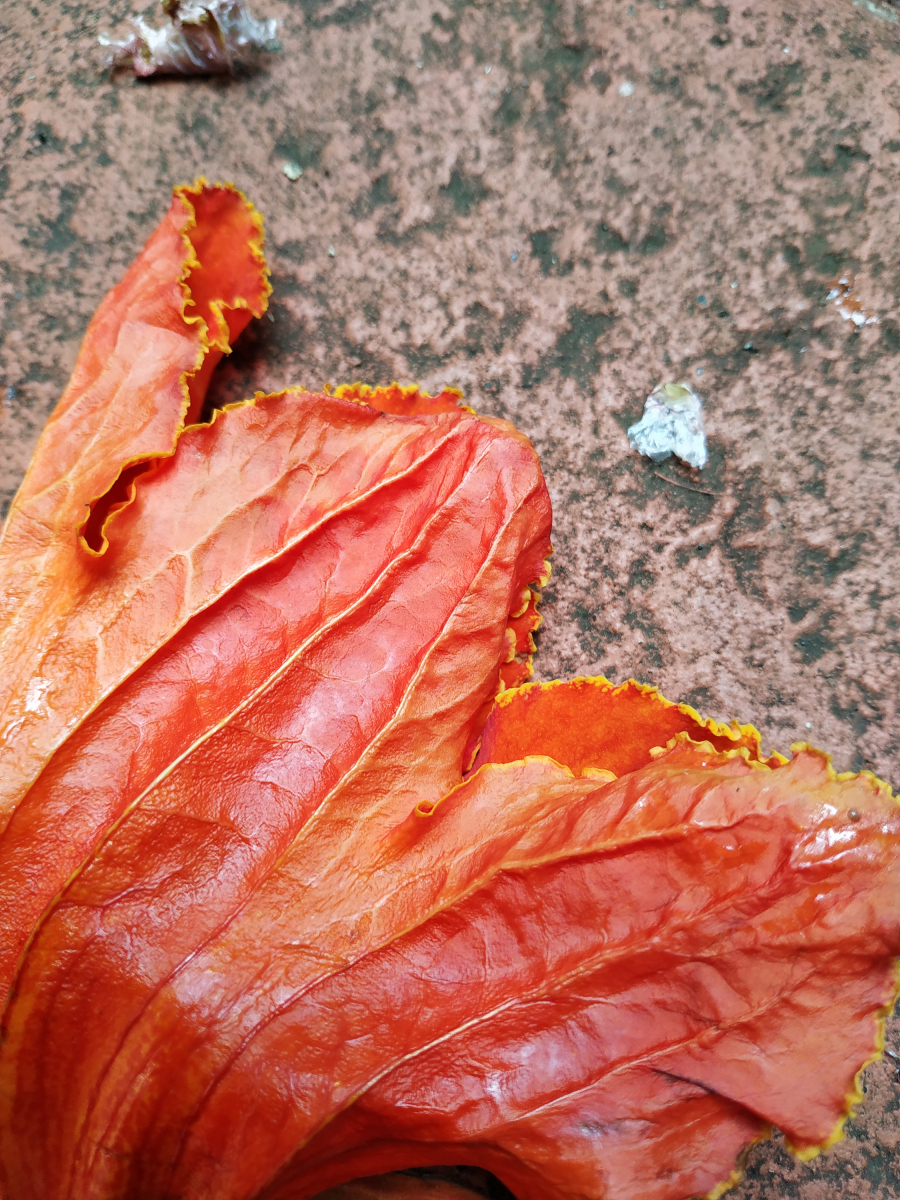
[1, 0, 900, 1195]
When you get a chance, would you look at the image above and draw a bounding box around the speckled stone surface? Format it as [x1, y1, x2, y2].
[1, 0, 899, 1195]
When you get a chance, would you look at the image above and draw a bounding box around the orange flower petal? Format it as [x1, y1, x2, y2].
[237, 744, 898, 1200]
[334, 382, 470, 416]
[0, 182, 268, 844]
[1, 185, 898, 1200]
[474, 675, 781, 778]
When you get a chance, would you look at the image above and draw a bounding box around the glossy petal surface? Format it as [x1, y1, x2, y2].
[0, 293, 552, 1199]
[0, 185, 898, 1200]
[0, 182, 269, 849]
[0, 385, 549, 997]
[257, 743, 900, 1200]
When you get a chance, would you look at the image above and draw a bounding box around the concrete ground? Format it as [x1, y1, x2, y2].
[1, 0, 899, 1195]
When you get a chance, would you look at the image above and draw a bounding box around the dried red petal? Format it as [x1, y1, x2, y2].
[0, 185, 897, 1200]
[263, 746, 900, 1200]
[474, 675, 781, 778]
[333, 382, 471, 416]
[0, 182, 268, 847]
[0, 383, 550, 1001]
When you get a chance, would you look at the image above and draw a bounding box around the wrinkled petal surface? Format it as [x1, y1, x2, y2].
[0, 185, 897, 1200]
[253, 741, 900, 1200]
[0, 386, 549, 999]
[0, 181, 269, 846]
[472, 675, 782, 777]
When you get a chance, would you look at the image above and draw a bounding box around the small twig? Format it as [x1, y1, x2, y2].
[652, 471, 716, 497]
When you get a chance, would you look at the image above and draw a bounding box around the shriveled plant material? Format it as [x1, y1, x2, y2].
[100, 0, 278, 77]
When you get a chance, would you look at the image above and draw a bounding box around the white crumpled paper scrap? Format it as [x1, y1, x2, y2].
[627, 382, 707, 470]
[100, 0, 278, 77]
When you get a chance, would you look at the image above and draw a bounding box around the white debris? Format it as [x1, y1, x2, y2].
[826, 274, 879, 327]
[853, 0, 899, 24]
[100, 0, 278, 77]
[627, 381, 707, 470]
